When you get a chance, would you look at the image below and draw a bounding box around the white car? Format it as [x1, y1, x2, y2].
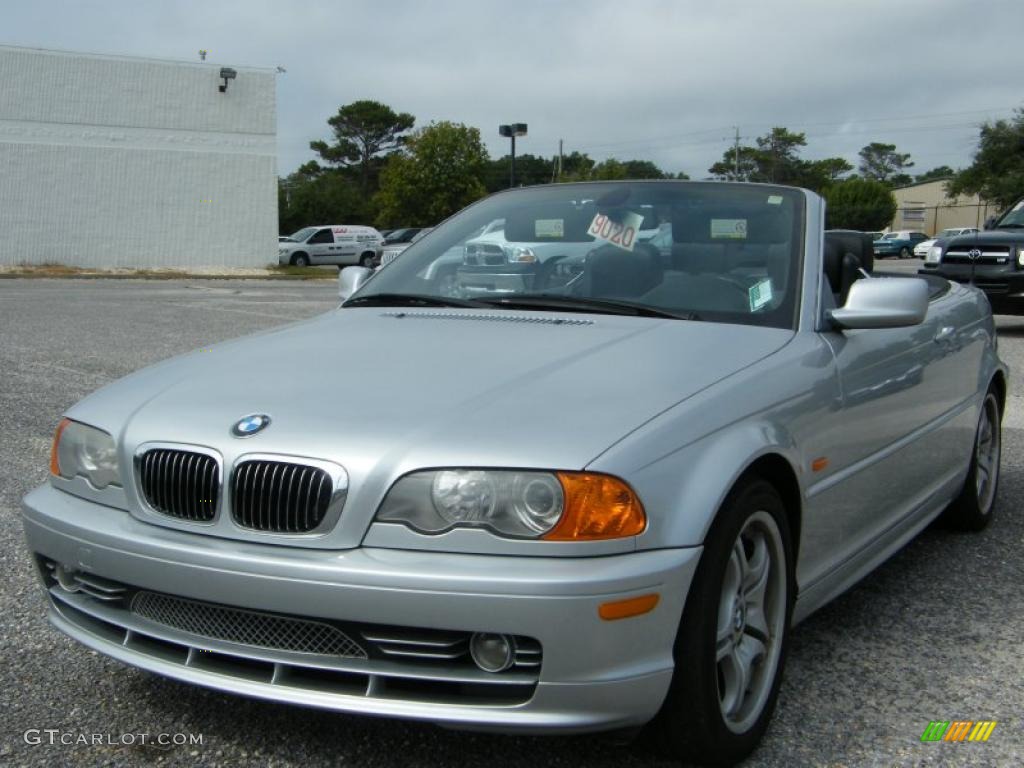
[913, 227, 980, 257]
[278, 225, 383, 268]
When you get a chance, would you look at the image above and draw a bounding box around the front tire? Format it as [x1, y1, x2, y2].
[359, 252, 375, 268]
[647, 478, 793, 766]
[291, 253, 309, 267]
[943, 390, 1001, 531]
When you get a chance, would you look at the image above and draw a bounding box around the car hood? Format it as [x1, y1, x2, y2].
[69, 309, 792, 545]
[947, 229, 1024, 245]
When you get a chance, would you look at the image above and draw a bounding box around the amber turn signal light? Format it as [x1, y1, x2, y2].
[599, 593, 660, 621]
[50, 418, 71, 476]
[544, 472, 646, 540]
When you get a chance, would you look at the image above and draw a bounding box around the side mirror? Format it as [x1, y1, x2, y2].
[984, 215, 998, 231]
[828, 277, 929, 330]
[338, 266, 372, 301]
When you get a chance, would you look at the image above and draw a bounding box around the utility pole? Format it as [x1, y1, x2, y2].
[733, 126, 741, 179]
[558, 138, 563, 182]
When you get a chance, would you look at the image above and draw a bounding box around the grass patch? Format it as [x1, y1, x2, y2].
[266, 265, 340, 278]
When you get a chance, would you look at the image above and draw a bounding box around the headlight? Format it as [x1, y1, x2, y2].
[504, 246, 537, 263]
[926, 245, 942, 264]
[376, 469, 645, 540]
[1018, 246, 1024, 267]
[50, 419, 121, 489]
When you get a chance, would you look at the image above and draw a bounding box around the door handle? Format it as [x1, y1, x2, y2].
[934, 326, 956, 344]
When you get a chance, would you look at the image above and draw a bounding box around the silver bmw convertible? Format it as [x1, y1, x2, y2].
[23, 181, 1006, 766]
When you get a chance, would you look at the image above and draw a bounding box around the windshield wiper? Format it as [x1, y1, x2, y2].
[995, 223, 1024, 229]
[343, 293, 486, 309]
[474, 294, 700, 320]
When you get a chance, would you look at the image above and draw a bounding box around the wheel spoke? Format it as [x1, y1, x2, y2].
[719, 648, 745, 718]
[745, 603, 770, 643]
[716, 623, 733, 662]
[743, 534, 770, 597]
[730, 540, 746, 590]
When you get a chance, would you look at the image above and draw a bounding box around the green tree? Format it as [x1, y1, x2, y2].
[915, 165, 956, 183]
[278, 166, 365, 235]
[709, 128, 847, 192]
[620, 159, 667, 179]
[858, 142, 914, 184]
[559, 151, 596, 181]
[755, 127, 808, 184]
[309, 100, 415, 199]
[823, 178, 897, 231]
[949, 109, 1024, 209]
[485, 153, 554, 192]
[799, 157, 854, 191]
[375, 121, 490, 226]
[709, 145, 761, 181]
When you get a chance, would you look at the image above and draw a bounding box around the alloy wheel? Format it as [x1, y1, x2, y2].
[716, 510, 787, 734]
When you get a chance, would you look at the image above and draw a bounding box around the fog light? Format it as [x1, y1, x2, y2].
[469, 632, 515, 672]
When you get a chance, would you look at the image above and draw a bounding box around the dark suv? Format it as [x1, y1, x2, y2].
[919, 200, 1024, 314]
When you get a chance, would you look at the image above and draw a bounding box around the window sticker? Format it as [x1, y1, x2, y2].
[749, 279, 773, 311]
[535, 219, 565, 238]
[711, 218, 747, 239]
[767, 195, 784, 205]
[587, 210, 644, 252]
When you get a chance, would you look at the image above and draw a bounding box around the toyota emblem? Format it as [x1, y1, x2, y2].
[968, 248, 983, 260]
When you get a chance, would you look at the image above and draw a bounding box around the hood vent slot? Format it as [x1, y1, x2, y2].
[380, 311, 593, 326]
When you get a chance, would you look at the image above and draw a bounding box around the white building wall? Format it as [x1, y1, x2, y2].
[0, 45, 277, 268]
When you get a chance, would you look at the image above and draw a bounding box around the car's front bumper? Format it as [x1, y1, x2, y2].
[21, 484, 700, 733]
[920, 264, 1024, 314]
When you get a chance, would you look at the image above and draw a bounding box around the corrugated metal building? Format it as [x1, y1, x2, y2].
[0, 44, 277, 269]
[889, 178, 998, 235]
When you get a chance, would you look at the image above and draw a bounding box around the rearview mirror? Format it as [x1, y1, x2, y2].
[828, 277, 929, 330]
[338, 266, 372, 301]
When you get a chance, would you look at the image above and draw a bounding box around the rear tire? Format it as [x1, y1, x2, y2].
[899, 246, 910, 259]
[646, 477, 793, 766]
[943, 390, 1001, 531]
[360, 252, 375, 268]
[291, 253, 309, 267]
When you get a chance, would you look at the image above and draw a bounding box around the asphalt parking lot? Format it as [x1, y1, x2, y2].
[1, 276, 1022, 768]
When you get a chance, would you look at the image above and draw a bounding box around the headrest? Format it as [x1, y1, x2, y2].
[825, 230, 874, 273]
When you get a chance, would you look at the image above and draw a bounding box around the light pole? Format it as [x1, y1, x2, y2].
[499, 123, 528, 188]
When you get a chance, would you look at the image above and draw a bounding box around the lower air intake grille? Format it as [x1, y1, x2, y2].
[231, 460, 334, 533]
[139, 449, 219, 522]
[131, 591, 367, 658]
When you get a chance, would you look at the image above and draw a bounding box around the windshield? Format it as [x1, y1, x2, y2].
[289, 227, 317, 243]
[996, 201, 1024, 228]
[882, 233, 901, 240]
[350, 181, 805, 329]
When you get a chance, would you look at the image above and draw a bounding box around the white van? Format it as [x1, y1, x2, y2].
[278, 225, 383, 268]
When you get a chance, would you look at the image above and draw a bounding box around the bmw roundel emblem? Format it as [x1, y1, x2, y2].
[231, 414, 271, 437]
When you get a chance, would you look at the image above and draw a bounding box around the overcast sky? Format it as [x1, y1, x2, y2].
[4, 0, 1022, 180]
